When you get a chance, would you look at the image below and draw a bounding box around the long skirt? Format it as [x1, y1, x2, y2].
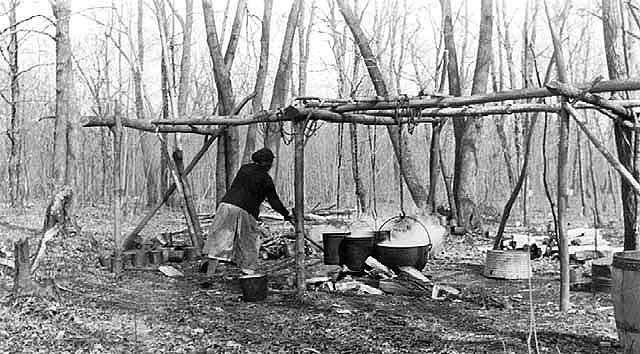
[203, 203, 263, 271]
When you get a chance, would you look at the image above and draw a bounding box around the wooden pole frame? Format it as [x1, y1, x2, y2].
[82, 77, 640, 296]
[293, 114, 307, 299]
[111, 104, 124, 275]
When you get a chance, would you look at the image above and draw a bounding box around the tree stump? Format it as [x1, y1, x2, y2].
[13, 239, 37, 295]
[42, 185, 74, 232]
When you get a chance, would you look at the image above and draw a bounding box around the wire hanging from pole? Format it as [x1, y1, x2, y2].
[368, 125, 378, 228]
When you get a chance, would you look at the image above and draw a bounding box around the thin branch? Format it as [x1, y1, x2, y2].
[0, 14, 55, 37]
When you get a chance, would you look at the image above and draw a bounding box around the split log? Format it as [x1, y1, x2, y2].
[565, 103, 640, 194]
[398, 266, 433, 284]
[364, 257, 396, 278]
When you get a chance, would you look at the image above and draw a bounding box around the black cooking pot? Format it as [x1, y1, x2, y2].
[374, 244, 431, 270]
[340, 232, 375, 271]
[374, 215, 433, 270]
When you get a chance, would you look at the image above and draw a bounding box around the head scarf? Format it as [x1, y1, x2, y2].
[251, 148, 275, 164]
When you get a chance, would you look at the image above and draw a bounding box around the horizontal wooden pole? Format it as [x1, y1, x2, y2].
[306, 78, 640, 112]
[362, 100, 640, 117]
[144, 100, 640, 127]
[82, 115, 226, 135]
[546, 81, 634, 120]
[150, 111, 277, 126]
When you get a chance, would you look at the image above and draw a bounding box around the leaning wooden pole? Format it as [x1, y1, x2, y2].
[122, 131, 223, 249]
[565, 103, 640, 194]
[111, 105, 124, 275]
[157, 137, 202, 257]
[173, 149, 204, 254]
[294, 116, 306, 299]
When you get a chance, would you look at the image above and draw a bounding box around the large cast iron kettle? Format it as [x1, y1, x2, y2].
[373, 215, 432, 270]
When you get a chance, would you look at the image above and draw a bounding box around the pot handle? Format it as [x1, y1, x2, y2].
[377, 215, 432, 247]
[424, 244, 433, 260]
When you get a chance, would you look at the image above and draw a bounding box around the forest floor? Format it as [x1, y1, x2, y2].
[0, 201, 625, 354]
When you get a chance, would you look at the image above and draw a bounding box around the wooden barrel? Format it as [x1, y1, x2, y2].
[592, 257, 613, 292]
[484, 250, 531, 279]
[612, 251, 640, 354]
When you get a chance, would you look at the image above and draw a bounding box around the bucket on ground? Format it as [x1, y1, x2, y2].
[239, 273, 268, 302]
[592, 257, 613, 292]
[322, 232, 348, 265]
[612, 251, 640, 353]
[483, 250, 531, 279]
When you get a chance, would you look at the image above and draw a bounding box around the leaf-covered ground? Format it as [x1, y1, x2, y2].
[0, 202, 624, 353]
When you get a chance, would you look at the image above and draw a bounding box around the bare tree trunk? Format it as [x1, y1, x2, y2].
[177, 0, 193, 121]
[545, 0, 571, 312]
[216, 0, 246, 197]
[265, 0, 302, 181]
[135, 0, 158, 207]
[493, 116, 538, 250]
[242, 0, 273, 164]
[158, 1, 170, 200]
[202, 0, 238, 202]
[587, 139, 602, 226]
[439, 138, 456, 219]
[298, 0, 315, 96]
[602, 0, 638, 250]
[490, 49, 516, 187]
[346, 0, 367, 213]
[8, 0, 21, 207]
[577, 131, 587, 216]
[427, 122, 442, 213]
[453, 0, 493, 228]
[350, 122, 367, 213]
[440, 0, 462, 220]
[338, 0, 429, 211]
[51, 0, 72, 187]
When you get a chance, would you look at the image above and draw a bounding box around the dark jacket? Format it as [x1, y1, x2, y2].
[221, 163, 289, 220]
